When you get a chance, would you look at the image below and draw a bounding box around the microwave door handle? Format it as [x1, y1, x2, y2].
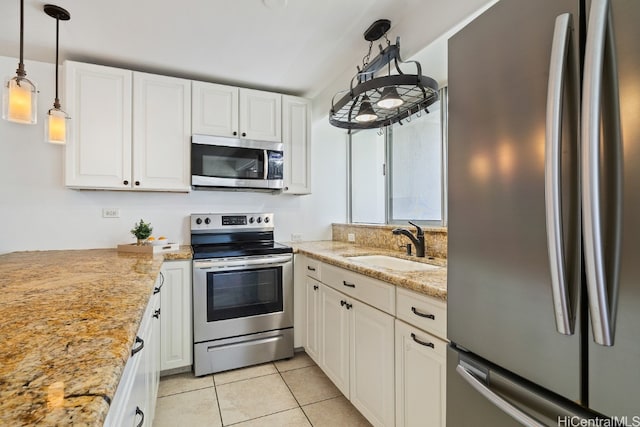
[263, 150, 269, 179]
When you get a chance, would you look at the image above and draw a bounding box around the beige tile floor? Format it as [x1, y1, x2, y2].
[153, 351, 372, 427]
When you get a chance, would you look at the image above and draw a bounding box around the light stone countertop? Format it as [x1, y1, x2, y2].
[291, 241, 447, 301]
[0, 246, 192, 426]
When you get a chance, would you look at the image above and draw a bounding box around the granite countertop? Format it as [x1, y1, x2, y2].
[0, 246, 192, 426]
[291, 241, 447, 301]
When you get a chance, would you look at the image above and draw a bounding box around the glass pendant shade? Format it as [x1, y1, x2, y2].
[2, 76, 37, 124]
[355, 96, 378, 122]
[46, 108, 68, 144]
[377, 86, 404, 109]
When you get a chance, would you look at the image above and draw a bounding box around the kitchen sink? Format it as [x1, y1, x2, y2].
[348, 255, 440, 272]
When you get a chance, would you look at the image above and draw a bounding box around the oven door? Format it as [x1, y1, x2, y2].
[191, 135, 283, 189]
[193, 254, 293, 342]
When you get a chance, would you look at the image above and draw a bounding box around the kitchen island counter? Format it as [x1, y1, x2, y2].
[292, 241, 447, 300]
[0, 246, 191, 426]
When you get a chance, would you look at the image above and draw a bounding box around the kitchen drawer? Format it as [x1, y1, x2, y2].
[302, 257, 321, 280]
[322, 263, 395, 315]
[396, 287, 447, 340]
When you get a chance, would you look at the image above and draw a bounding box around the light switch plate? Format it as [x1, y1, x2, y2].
[291, 233, 303, 242]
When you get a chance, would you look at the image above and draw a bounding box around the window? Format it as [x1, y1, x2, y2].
[348, 88, 448, 226]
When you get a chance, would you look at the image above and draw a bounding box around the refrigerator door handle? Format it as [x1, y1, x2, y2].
[582, 0, 622, 347]
[545, 12, 576, 336]
[456, 362, 546, 427]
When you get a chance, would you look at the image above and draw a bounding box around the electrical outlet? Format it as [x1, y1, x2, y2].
[291, 233, 303, 242]
[348, 233, 356, 242]
[102, 208, 120, 218]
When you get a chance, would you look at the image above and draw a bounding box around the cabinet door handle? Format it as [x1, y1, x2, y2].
[340, 300, 346, 306]
[411, 333, 435, 348]
[153, 308, 161, 319]
[131, 336, 144, 357]
[343, 281, 356, 288]
[135, 181, 140, 186]
[313, 285, 318, 291]
[233, 131, 237, 136]
[123, 180, 129, 185]
[242, 132, 247, 137]
[135, 406, 145, 427]
[411, 306, 435, 320]
[154, 272, 165, 294]
[345, 303, 352, 310]
[307, 266, 316, 271]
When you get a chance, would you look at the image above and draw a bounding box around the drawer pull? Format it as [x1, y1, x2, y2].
[131, 336, 144, 357]
[313, 285, 319, 291]
[153, 308, 161, 319]
[343, 281, 356, 288]
[411, 306, 435, 320]
[411, 333, 435, 349]
[135, 406, 145, 427]
[341, 300, 346, 306]
[307, 266, 316, 271]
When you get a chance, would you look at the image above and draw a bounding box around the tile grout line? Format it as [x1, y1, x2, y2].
[211, 375, 225, 427]
[276, 366, 315, 426]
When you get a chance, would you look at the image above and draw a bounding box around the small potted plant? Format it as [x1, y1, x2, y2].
[131, 219, 153, 245]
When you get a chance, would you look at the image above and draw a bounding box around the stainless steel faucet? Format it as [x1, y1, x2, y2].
[392, 221, 426, 257]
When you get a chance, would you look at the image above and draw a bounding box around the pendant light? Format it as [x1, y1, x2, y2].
[44, 4, 71, 144]
[330, 19, 439, 132]
[2, 0, 38, 124]
[355, 95, 377, 122]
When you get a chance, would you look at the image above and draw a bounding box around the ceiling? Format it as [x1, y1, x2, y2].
[0, 0, 490, 99]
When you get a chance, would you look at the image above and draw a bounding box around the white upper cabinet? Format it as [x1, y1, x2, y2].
[65, 61, 132, 189]
[282, 95, 311, 194]
[133, 72, 191, 191]
[192, 83, 282, 143]
[64, 61, 191, 191]
[239, 88, 282, 142]
[191, 81, 238, 137]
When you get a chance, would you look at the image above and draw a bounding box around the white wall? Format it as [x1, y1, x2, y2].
[0, 56, 347, 254]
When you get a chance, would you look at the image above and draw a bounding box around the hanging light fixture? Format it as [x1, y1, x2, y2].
[2, 0, 38, 124]
[330, 19, 439, 132]
[355, 95, 377, 122]
[44, 4, 71, 144]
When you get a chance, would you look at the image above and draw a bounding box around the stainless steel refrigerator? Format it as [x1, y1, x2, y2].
[447, 0, 640, 425]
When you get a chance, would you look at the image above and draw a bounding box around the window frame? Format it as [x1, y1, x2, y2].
[347, 87, 448, 227]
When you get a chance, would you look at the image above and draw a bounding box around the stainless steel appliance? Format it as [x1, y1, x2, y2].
[191, 135, 284, 190]
[191, 213, 293, 376]
[448, 0, 640, 425]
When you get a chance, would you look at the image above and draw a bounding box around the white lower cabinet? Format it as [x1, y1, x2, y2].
[350, 297, 395, 427]
[297, 257, 448, 427]
[160, 260, 193, 372]
[304, 276, 321, 363]
[395, 319, 447, 427]
[319, 284, 351, 396]
[318, 282, 395, 427]
[104, 279, 161, 427]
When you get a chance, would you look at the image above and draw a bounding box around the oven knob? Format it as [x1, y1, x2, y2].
[196, 218, 202, 225]
[249, 217, 255, 224]
[264, 217, 270, 223]
[257, 217, 262, 223]
[204, 218, 211, 225]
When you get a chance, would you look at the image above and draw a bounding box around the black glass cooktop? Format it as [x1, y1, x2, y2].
[191, 232, 292, 260]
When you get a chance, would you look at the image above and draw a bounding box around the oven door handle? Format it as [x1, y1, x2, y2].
[194, 254, 292, 270]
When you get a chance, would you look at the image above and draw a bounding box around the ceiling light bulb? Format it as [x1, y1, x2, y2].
[377, 86, 404, 109]
[355, 96, 378, 122]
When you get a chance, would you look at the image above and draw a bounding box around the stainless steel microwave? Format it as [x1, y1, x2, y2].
[191, 135, 284, 190]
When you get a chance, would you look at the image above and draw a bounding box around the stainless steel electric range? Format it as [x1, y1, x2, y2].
[190, 213, 293, 376]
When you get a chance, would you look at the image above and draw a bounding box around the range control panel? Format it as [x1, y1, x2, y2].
[191, 213, 274, 232]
